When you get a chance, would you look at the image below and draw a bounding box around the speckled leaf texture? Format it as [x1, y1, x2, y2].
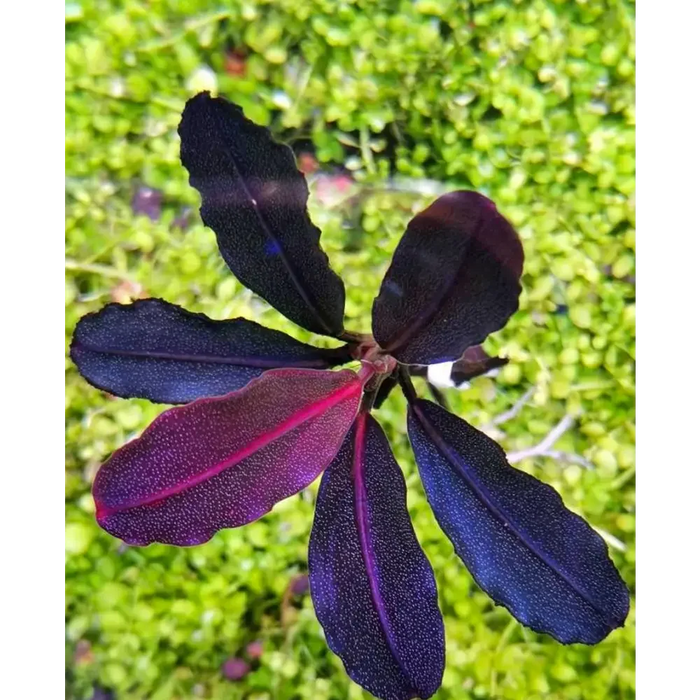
[179, 92, 346, 337]
[94, 369, 363, 546]
[372, 191, 524, 365]
[309, 411, 445, 700]
[407, 399, 629, 644]
[70, 298, 351, 404]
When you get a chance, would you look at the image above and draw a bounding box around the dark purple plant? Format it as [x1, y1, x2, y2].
[71, 92, 629, 700]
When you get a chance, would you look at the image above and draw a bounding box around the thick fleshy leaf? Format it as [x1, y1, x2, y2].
[407, 399, 629, 644]
[179, 92, 345, 336]
[70, 299, 351, 404]
[94, 368, 363, 546]
[309, 411, 445, 700]
[372, 191, 524, 364]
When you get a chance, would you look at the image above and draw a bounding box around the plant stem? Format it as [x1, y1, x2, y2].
[398, 366, 418, 403]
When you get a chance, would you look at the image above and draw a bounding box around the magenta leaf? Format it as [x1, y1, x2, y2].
[309, 411, 445, 700]
[407, 398, 629, 644]
[71, 299, 351, 404]
[94, 368, 364, 546]
[179, 92, 345, 337]
[372, 191, 524, 364]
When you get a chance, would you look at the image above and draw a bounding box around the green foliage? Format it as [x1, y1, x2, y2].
[66, 0, 635, 698]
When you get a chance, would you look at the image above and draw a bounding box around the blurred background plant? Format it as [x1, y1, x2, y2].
[65, 0, 635, 698]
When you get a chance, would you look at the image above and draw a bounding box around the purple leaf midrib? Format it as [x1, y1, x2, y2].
[411, 402, 618, 629]
[352, 413, 417, 693]
[73, 340, 331, 369]
[216, 114, 336, 336]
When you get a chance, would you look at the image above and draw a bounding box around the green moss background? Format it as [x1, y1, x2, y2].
[65, 1, 635, 698]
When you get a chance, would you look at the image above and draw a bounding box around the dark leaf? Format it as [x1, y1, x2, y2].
[407, 399, 629, 644]
[450, 345, 508, 386]
[179, 92, 345, 336]
[372, 191, 523, 364]
[407, 365, 428, 378]
[94, 368, 363, 546]
[71, 299, 352, 404]
[309, 411, 445, 700]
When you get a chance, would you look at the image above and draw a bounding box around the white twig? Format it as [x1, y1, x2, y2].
[488, 386, 536, 428]
[479, 388, 593, 470]
[480, 387, 536, 440]
[507, 414, 574, 463]
[538, 450, 594, 470]
[507, 414, 593, 470]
